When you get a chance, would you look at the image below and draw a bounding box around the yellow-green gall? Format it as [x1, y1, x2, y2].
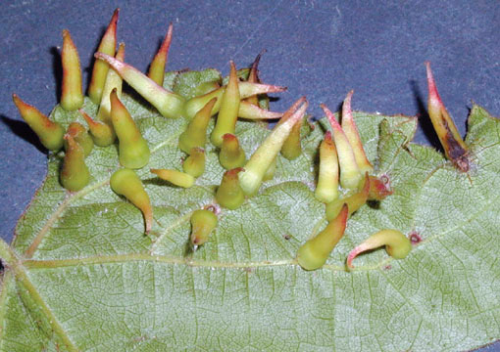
[110, 89, 150, 169]
[60, 30, 84, 111]
[315, 131, 339, 203]
[219, 134, 246, 170]
[183, 148, 205, 178]
[64, 122, 93, 157]
[211, 61, 240, 147]
[147, 23, 173, 86]
[60, 135, 90, 192]
[12, 94, 65, 151]
[297, 205, 348, 271]
[88, 9, 119, 104]
[281, 116, 302, 160]
[80, 109, 116, 147]
[321, 103, 362, 191]
[151, 169, 195, 188]
[95, 53, 185, 119]
[178, 98, 216, 154]
[190, 209, 218, 246]
[239, 97, 307, 196]
[110, 168, 153, 234]
[215, 168, 245, 210]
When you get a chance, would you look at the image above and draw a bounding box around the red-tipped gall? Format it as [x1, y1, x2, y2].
[95, 53, 185, 119]
[239, 97, 308, 195]
[321, 104, 363, 191]
[148, 23, 173, 86]
[184, 82, 287, 120]
[216, 167, 245, 210]
[219, 134, 246, 170]
[341, 91, 373, 173]
[426, 62, 470, 172]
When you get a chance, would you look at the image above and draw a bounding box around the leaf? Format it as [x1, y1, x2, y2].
[1, 67, 500, 351]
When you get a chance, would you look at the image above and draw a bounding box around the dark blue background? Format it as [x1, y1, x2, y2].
[0, 1, 499, 350]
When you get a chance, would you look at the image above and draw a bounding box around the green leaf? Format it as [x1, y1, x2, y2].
[172, 69, 222, 99]
[1, 69, 500, 351]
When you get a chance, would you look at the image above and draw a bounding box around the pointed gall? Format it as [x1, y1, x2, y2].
[184, 82, 286, 120]
[79, 109, 116, 147]
[245, 50, 266, 106]
[183, 147, 205, 178]
[238, 101, 282, 120]
[297, 205, 348, 271]
[148, 23, 173, 86]
[281, 117, 302, 160]
[64, 122, 93, 157]
[347, 229, 411, 270]
[12, 94, 65, 151]
[315, 131, 339, 203]
[341, 91, 373, 173]
[110, 89, 150, 169]
[321, 104, 362, 191]
[110, 168, 153, 234]
[60, 135, 90, 192]
[178, 98, 217, 154]
[151, 169, 195, 188]
[190, 209, 218, 246]
[216, 167, 245, 210]
[95, 53, 185, 119]
[239, 97, 308, 196]
[97, 42, 125, 124]
[60, 30, 83, 111]
[89, 9, 119, 103]
[211, 61, 241, 147]
[219, 134, 246, 170]
[426, 62, 470, 172]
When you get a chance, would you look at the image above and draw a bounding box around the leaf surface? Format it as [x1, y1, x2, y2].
[1, 70, 499, 351]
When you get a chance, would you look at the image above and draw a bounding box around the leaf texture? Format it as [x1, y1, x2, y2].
[1, 70, 499, 351]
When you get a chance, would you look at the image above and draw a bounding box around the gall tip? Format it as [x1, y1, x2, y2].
[425, 61, 441, 104]
[225, 167, 245, 178]
[222, 133, 237, 141]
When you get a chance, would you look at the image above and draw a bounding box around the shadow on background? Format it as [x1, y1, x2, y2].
[1, 115, 47, 153]
[50, 47, 62, 104]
